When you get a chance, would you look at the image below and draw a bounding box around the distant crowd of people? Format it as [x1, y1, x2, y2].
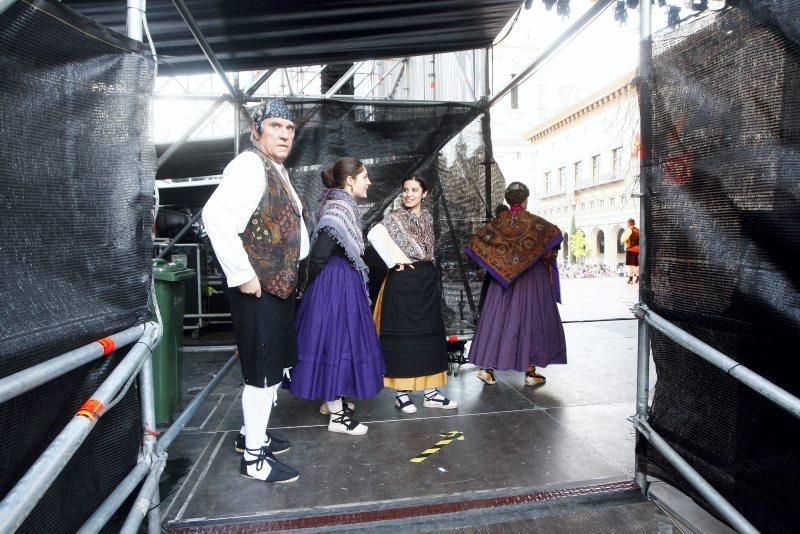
[558, 263, 626, 279]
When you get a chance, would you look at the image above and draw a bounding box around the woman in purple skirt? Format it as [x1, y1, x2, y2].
[466, 182, 567, 386]
[290, 157, 385, 435]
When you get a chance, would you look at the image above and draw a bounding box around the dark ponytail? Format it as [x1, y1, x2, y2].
[320, 168, 336, 188]
[320, 157, 364, 189]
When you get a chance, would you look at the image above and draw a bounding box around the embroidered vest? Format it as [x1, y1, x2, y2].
[239, 148, 304, 299]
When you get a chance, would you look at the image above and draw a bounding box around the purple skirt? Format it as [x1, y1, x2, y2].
[290, 256, 385, 401]
[469, 261, 567, 372]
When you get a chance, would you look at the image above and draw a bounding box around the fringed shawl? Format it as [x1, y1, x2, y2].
[313, 188, 369, 287]
[466, 210, 563, 301]
[382, 208, 435, 262]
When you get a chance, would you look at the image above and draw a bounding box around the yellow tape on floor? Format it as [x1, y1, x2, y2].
[410, 431, 464, 463]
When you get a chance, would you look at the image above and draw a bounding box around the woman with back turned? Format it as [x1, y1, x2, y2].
[466, 182, 567, 386]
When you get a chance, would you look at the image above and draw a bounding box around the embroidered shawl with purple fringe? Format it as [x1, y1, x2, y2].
[466, 210, 563, 302]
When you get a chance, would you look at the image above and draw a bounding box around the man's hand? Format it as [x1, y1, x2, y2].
[239, 276, 262, 298]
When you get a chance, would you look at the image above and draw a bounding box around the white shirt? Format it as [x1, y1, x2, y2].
[202, 151, 309, 288]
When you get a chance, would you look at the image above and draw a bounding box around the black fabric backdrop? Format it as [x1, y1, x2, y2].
[637, 6, 800, 532]
[0, 1, 155, 531]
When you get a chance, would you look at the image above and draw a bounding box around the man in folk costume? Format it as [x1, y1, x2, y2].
[466, 182, 567, 386]
[621, 218, 640, 284]
[203, 98, 310, 483]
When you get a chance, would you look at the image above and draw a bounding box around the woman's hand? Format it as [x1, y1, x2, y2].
[394, 263, 415, 271]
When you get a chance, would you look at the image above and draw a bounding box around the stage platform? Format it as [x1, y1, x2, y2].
[155, 279, 700, 532]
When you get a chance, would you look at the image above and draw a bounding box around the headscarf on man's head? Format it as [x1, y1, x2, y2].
[504, 181, 530, 206]
[251, 98, 294, 132]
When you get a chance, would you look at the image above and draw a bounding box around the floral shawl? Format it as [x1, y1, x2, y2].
[466, 210, 562, 302]
[382, 207, 435, 262]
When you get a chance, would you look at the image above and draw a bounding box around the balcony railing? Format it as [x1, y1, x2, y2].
[575, 172, 625, 190]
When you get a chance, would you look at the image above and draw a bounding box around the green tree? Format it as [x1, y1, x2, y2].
[569, 213, 577, 264]
[572, 228, 589, 263]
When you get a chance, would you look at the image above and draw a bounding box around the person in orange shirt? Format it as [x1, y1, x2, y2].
[621, 218, 640, 284]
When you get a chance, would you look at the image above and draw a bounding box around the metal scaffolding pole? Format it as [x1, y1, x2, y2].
[126, 0, 143, 41]
[157, 352, 238, 453]
[634, 0, 653, 497]
[634, 304, 800, 420]
[482, 47, 493, 221]
[0, 322, 161, 533]
[76, 458, 152, 534]
[364, 59, 405, 98]
[157, 96, 227, 169]
[488, 0, 614, 108]
[119, 453, 167, 534]
[324, 62, 364, 98]
[635, 417, 758, 533]
[244, 68, 276, 97]
[156, 209, 204, 260]
[0, 324, 145, 404]
[170, 0, 239, 99]
[233, 72, 241, 155]
[137, 354, 160, 533]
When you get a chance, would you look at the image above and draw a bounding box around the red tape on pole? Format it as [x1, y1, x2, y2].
[97, 337, 116, 356]
[76, 399, 105, 421]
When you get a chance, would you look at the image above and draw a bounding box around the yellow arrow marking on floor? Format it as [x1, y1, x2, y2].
[410, 431, 464, 463]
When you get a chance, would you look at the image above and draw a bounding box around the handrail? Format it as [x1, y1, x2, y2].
[157, 351, 238, 453]
[634, 416, 758, 532]
[76, 458, 152, 534]
[120, 453, 167, 534]
[633, 304, 800, 420]
[0, 321, 161, 533]
[79, 351, 238, 533]
[0, 324, 146, 405]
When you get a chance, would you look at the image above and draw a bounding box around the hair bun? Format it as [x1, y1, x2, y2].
[321, 168, 335, 188]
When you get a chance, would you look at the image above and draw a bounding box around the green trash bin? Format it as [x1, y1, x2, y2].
[152, 258, 196, 426]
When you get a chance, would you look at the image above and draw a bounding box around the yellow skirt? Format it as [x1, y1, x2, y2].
[384, 371, 448, 391]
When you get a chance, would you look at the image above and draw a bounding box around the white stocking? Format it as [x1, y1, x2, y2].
[326, 397, 343, 414]
[242, 384, 276, 452]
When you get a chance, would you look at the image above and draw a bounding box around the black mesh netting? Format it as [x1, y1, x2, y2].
[283, 100, 505, 334]
[0, 1, 155, 532]
[637, 6, 800, 532]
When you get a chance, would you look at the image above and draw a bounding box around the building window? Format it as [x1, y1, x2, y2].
[597, 230, 605, 254]
[589, 201, 595, 209]
[573, 161, 582, 183]
[591, 154, 600, 181]
[557, 207, 561, 214]
[544, 171, 551, 193]
[564, 205, 568, 213]
[610, 197, 615, 207]
[599, 199, 605, 208]
[557, 167, 565, 190]
[580, 203, 585, 211]
[612, 146, 622, 173]
[621, 195, 627, 205]
[510, 80, 519, 110]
